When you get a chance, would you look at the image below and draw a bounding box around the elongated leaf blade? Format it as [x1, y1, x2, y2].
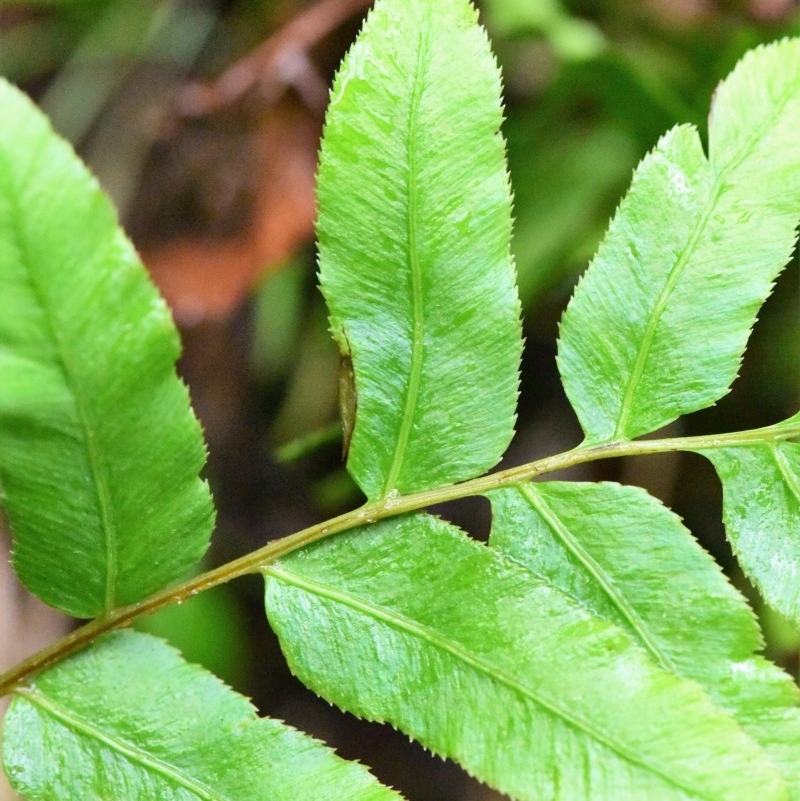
[0, 80, 214, 617]
[700, 441, 800, 624]
[489, 481, 800, 795]
[264, 514, 785, 801]
[557, 39, 800, 443]
[2, 631, 402, 801]
[317, 0, 522, 500]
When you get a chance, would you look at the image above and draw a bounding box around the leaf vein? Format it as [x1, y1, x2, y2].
[614, 82, 797, 439]
[15, 686, 227, 801]
[382, 9, 432, 497]
[771, 443, 800, 503]
[266, 563, 719, 800]
[613, 179, 720, 439]
[3, 142, 119, 611]
[516, 484, 675, 671]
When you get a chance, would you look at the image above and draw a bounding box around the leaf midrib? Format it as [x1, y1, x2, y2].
[381, 6, 432, 498]
[266, 563, 725, 801]
[4, 141, 118, 611]
[516, 484, 676, 672]
[15, 686, 226, 801]
[771, 443, 800, 505]
[613, 81, 798, 440]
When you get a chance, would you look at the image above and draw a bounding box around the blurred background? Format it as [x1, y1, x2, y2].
[1, 0, 800, 798]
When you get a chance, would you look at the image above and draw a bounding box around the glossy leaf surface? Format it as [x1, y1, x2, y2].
[489, 481, 800, 795]
[317, 0, 522, 500]
[264, 514, 784, 801]
[701, 440, 800, 624]
[0, 79, 214, 617]
[2, 631, 402, 801]
[558, 39, 800, 443]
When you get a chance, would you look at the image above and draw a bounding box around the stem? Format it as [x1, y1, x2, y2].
[1, 417, 798, 696]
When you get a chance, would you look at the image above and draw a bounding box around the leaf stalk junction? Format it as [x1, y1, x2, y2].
[1, 416, 798, 697]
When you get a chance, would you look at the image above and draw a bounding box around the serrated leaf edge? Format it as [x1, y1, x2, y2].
[267, 560, 742, 800]
[511, 483, 676, 670]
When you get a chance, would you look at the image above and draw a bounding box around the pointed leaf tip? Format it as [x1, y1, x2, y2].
[558, 38, 800, 443]
[317, 0, 522, 500]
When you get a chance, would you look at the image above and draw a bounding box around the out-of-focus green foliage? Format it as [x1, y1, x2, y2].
[483, 0, 605, 60]
[135, 581, 252, 690]
[484, 0, 800, 320]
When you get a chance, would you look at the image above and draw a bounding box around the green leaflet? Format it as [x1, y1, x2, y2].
[489, 482, 800, 796]
[508, 122, 638, 306]
[0, 79, 214, 618]
[557, 39, 800, 444]
[263, 514, 786, 801]
[2, 631, 401, 801]
[700, 440, 800, 624]
[316, 0, 522, 501]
